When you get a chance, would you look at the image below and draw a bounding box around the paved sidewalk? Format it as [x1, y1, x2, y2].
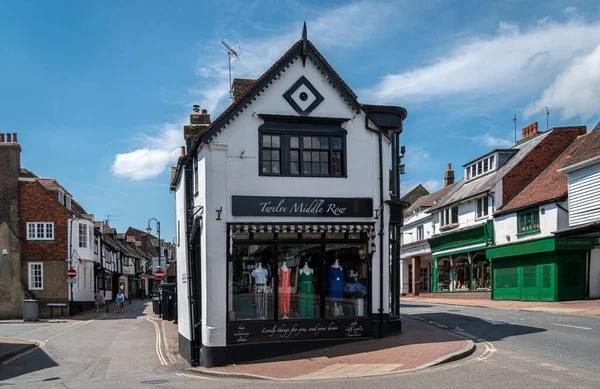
[402, 296, 600, 316]
[188, 316, 473, 380]
[0, 338, 37, 364]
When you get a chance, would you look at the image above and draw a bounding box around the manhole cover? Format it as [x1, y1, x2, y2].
[141, 380, 170, 385]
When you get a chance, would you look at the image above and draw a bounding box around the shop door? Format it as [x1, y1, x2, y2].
[408, 264, 413, 293]
[558, 252, 586, 301]
[420, 267, 429, 292]
[520, 262, 539, 302]
[492, 258, 520, 300]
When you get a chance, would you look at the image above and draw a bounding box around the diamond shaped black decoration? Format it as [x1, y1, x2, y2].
[283, 76, 324, 116]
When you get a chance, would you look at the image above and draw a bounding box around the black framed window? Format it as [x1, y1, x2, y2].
[260, 132, 345, 177]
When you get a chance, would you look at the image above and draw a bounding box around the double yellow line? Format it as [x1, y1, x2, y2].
[146, 318, 168, 366]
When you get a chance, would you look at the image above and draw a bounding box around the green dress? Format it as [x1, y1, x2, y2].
[299, 271, 314, 318]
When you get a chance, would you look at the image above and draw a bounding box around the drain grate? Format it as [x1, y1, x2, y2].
[141, 380, 170, 385]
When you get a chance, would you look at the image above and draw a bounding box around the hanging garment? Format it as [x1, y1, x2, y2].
[328, 266, 344, 302]
[299, 271, 314, 318]
[279, 268, 291, 316]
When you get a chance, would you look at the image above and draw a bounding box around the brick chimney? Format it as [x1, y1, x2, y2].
[521, 121, 539, 140]
[184, 105, 211, 148]
[444, 163, 455, 186]
[232, 78, 256, 102]
[0, 132, 21, 232]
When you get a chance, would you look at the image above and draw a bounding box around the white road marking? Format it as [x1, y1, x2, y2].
[538, 363, 567, 371]
[481, 318, 506, 325]
[549, 323, 592, 330]
[176, 372, 217, 381]
[147, 318, 168, 366]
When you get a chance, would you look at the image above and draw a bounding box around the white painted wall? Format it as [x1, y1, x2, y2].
[590, 247, 600, 299]
[493, 203, 559, 245]
[178, 56, 391, 348]
[567, 161, 600, 226]
[70, 218, 95, 302]
[175, 171, 190, 340]
[430, 195, 493, 239]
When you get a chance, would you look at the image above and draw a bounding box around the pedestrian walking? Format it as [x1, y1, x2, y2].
[116, 289, 125, 313]
[94, 289, 104, 312]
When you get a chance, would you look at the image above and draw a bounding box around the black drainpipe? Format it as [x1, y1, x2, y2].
[365, 114, 385, 338]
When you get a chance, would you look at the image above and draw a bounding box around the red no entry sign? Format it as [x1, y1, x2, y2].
[155, 269, 165, 281]
[67, 268, 77, 279]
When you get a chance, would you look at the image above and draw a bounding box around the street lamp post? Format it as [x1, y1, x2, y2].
[146, 218, 161, 299]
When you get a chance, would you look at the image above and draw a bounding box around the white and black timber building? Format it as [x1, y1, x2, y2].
[170, 24, 408, 367]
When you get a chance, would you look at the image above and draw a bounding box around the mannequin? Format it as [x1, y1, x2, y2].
[328, 258, 344, 316]
[298, 261, 314, 318]
[251, 262, 269, 319]
[278, 261, 291, 319]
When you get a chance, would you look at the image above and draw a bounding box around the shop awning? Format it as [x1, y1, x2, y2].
[230, 223, 374, 234]
[432, 243, 487, 258]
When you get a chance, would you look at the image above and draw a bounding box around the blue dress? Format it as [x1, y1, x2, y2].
[328, 266, 344, 302]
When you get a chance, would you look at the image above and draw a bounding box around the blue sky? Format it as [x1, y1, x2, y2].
[2, 0, 600, 239]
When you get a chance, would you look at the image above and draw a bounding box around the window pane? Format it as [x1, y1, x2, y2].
[290, 150, 299, 162]
[303, 136, 311, 148]
[312, 137, 320, 148]
[320, 162, 329, 175]
[262, 150, 271, 161]
[303, 162, 312, 174]
[37, 224, 44, 238]
[320, 137, 329, 149]
[303, 151, 311, 162]
[489, 156, 495, 169]
[271, 135, 280, 148]
[46, 224, 53, 239]
[271, 162, 280, 174]
[312, 162, 319, 174]
[320, 151, 328, 162]
[333, 152, 342, 176]
[325, 243, 368, 318]
[477, 162, 482, 175]
[228, 244, 274, 321]
[291, 162, 299, 175]
[28, 224, 35, 239]
[290, 136, 299, 149]
[451, 207, 459, 224]
[333, 137, 342, 150]
[483, 159, 489, 172]
[312, 151, 319, 162]
[262, 161, 270, 174]
[262, 135, 271, 147]
[271, 150, 280, 161]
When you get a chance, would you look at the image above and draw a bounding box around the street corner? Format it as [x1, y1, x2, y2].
[0, 338, 42, 366]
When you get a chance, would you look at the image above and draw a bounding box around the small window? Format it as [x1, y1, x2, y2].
[477, 161, 482, 175]
[518, 208, 540, 234]
[417, 226, 424, 241]
[261, 135, 281, 175]
[483, 159, 489, 172]
[28, 262, 43, 290]
[451, 206, 459, 224]
[66, 197, 72, 210]
[26, 222, 54, 240]
[489, 155, 495, 170]
[79, 224, 88, 248]
[58, 189, 65, 205]
[476, 197, 489, 218]
[94, 236, 98, 254]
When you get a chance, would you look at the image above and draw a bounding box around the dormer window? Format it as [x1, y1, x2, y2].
[66, 196, 72, 210]
[58, 189, 65, 205]
[466, 154, 497, 180]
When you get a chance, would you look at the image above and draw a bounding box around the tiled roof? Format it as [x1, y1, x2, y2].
[37, 178, 71, 196]
[71, 200, 87, 215]
[497, 135, 587, 214]
[19, 168, 37, 178]
[562, 122, 600, 169]
[405, 182, 458, 216]
[402, 184, 429, 202]
[428, 132, 550, 212]
[191, 39, 359, 149]
[169, 166, 177, 190]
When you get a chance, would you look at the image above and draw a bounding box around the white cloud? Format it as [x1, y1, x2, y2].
[469, 133, 513, 148]
[111, 123, 183, 181]
[402, 145, 430, 171]
[194, 1, 398, 114]
[366, 20, 600, 121]
[525, 44, 600, 120]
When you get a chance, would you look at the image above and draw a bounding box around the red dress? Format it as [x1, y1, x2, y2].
[279, 268, 291, 315]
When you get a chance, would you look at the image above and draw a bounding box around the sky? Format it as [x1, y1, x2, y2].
[1, 0, 600, 240]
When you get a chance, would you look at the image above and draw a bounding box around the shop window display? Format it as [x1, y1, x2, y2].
[454, 257, 470, 290]
[473, 258, 490, 290]
[229, 244, 275, 321]
[325, 243, 368, 318]
[437, 258, 451, 291]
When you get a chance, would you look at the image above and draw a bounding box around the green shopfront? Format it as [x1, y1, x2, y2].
[430, 221, 494, 296]
[487, 237, 595, 302]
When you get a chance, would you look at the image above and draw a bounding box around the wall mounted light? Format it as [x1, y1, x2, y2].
[506, 235, 511, 242]
[541, 208, 545, 215]
[216, 206, 223, 220]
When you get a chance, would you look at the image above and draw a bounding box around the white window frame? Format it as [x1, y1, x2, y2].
[416, 226, 424, 241]
[66, 196, 72, 210]
[58, 189, 65, 205]
[26, 222, 54, 240]
[476, 197, 489, 218]
[467, 155, 497, 181]
[79, 224, 88, 248]
[28, 262, 43, 290]
[440, 206, 459, 226]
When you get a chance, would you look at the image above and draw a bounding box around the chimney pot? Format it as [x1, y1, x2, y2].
[12, 133, 17, 143]
[193, 105, 200, 113]
[444, 162, 455, 187]
[447, 163, 452, 170]
[6, 134, 11, 142]
[181, 146, 186, 157]
[202, 109, 207, 114]
[0, 134, 4, 142]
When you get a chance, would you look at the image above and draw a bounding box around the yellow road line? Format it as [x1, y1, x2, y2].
[146, 318, 168, 366]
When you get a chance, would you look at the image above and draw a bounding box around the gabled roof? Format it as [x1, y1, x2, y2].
[405, 182, 458, 217]
[189, 38, 361, 154]
[496, 134, 588, 215]
[401, 184, 429, 202]
[37, 178, 72, 196]
[428, 132, 550, 212]
[561, 122, 600, 169]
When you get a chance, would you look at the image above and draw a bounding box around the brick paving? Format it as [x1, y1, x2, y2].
[188, 317, 469, 380]
[402, 296, 600, 316]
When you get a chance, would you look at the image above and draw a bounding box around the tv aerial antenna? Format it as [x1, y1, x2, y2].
[219, 39, 241, 100]
[103, 214, 119, 227]
[545, 107, 551, 130]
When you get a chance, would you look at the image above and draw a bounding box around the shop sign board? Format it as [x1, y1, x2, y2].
[487, 237, 596, 259]
[227, 318, 371, 344]
[232, 196, 373, 218]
